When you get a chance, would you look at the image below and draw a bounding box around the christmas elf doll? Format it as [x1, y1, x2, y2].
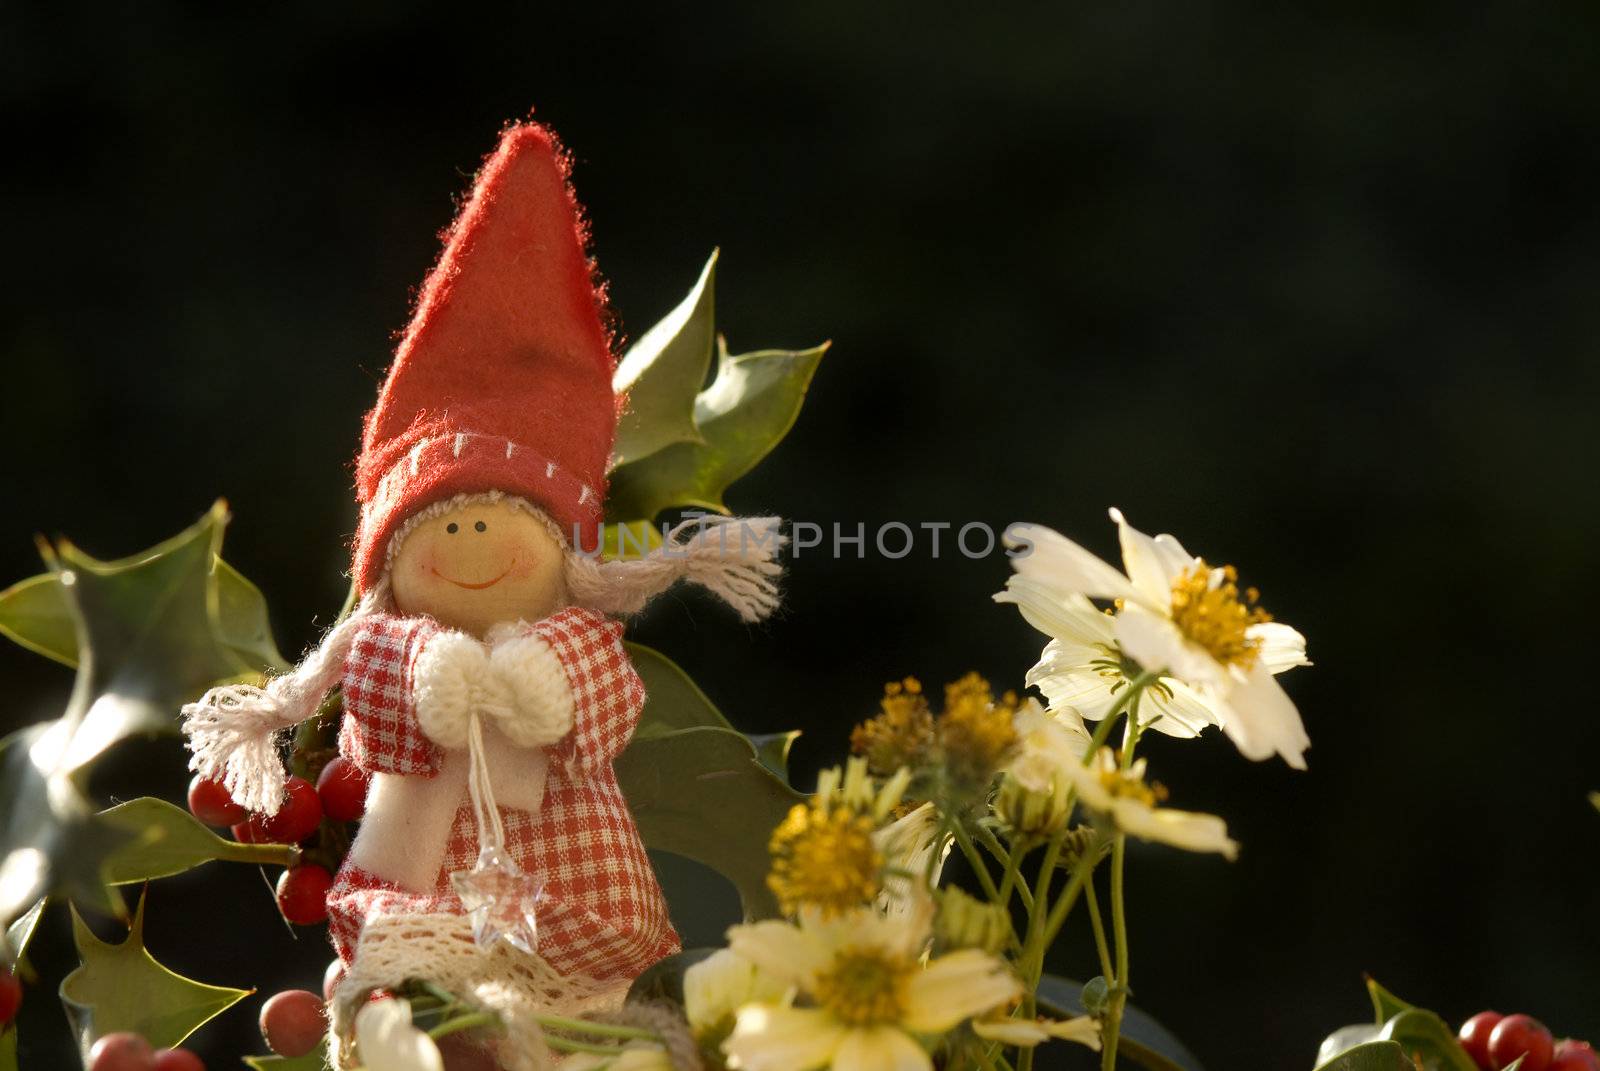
[182, 122, 784, 1067]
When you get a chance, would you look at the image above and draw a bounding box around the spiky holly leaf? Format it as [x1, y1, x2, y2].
[60, 891, 249, 1058]
[3, 899, 44, 971]
[611, 251, 717, 469]
[619, 644, 803, 921]
[0, 723, 129, 926]
[0, 515, 285, 677]
[34, 503, 265, 775]
[0, 505, 273, 927]
[604, 254, 826, 523]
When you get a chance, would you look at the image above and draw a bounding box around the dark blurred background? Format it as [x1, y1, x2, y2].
[4, 3, 1598, 1068]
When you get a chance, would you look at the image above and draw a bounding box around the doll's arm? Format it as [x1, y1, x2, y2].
[490, 607, 644, 770]
[339, 612, 445, 776]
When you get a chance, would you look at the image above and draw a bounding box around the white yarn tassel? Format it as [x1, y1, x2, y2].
[674, 515, 786, 622]
[182, 587, 383, 815]
[563, 514, 787, 623]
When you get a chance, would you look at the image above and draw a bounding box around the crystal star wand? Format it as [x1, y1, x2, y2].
[449, 713, 545, 952]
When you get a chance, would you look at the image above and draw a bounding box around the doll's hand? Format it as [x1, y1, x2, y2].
[412, 630, 514, 748]
[485, 626, 576, 748]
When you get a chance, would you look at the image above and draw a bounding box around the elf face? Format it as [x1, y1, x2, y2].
[390, 499, 567, 635]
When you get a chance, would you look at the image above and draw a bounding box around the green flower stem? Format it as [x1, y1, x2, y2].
[951, 821, 1002, 903]
[545, 1035, 633, 1056]
[980, 826, 1034, 911]
[1084, 880, 1114, 983]
[535, 1014, 663, 1043]
[215, 840, 297, 867]
[1100, 834, 1131, 1071]
[428, 1011, 500, 1040]
[1082, 670, 1162, 766]
[1014, 826, 1066, 1071]
[1039, 841, 1099, 952]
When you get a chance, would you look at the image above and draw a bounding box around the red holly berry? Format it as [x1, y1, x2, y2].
[260, 988, 328, 1057]
[152, 1049, 205, 1071]
[315, 757, 370, 823]
[88, 1032, 155, 1071]
[1489, 1015, 1555, 1071]
[1552, 1040, 1600, 1071]
[229, 820, 262, 844]
[1461, 1011, 1505, 1069]
[0, 970, 21, 1025]
[275, 865, 333, 925]
[322, 959, 345, 1002]
[186, 775, 246, 828]
[258, 776, 324, 844]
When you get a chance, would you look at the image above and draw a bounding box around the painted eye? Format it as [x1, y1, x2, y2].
[474, 521, 487, 533]
[446, 523, 459, 534]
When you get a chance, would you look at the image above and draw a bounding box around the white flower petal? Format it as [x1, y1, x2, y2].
[727, 920, 830, 987]
[972, 1019, 1049, 1046]
[1138, 679, 1220, 738]
[1111, 799, 1239, 859]
[1250, 621, 1311, 675]
[1042, 1016, 1103, 1050]
[725, 1005, 847, 1071]
[995, 579, 1116, 646]
[1216, 662, 1310, 769]
[901, 949, 1021, 1032]
[1110, 508, 1189, 608]
[830, 1027, 932, 1071]
[355, 998, 444, 1071]
[1007, 524, 1140, 605]
[1113, 606, 1226, 691]
[685, 948, 787, 1035]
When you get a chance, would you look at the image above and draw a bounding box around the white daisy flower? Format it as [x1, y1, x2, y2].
[1065, 748, 1239, 859]
[1001, 508, 1311, 768]
[685, 948, 790, 1041]
[723, 908, 1020, 1071]
[354, 998, 444, 1071]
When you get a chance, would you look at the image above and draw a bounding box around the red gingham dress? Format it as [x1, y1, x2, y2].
[325, 607, 680, 982]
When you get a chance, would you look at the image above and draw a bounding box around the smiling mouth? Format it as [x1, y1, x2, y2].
[431, 563, 515, 590]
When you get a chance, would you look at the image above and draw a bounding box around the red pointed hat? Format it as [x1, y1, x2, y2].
[352, 122, 617, 593]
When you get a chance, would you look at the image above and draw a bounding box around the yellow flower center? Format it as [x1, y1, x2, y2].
[1094, 761, 1168, 808]
[936, 673, 1020, 787]
[767, 803, 883, 916]
[1167, 561, 1272, 669]
[852, 678, 935, 777]
[813, 948, 910, 1026]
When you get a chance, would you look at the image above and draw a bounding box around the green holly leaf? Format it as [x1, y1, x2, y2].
[1365, 976, 1414, 1026]
[98, 797, 291, 885]
[617, 724, 799, 922]
[748, 730, 801, 783]
[0, 1026, 15, 1071]
[1376, 1009, 1478, 1071]
[611, 250, 717, 468]
[1313, 1041, 1418, 1071]
[0, 508, 286, 677]
[604, 262, 827, 522]
[0, 505, 273, 928]
[244, 1039, 328, 1070]
[60, 891, 249, 1057]
[0, 723, 129, 926]
[4, 899, 45, 972]
[621, 643, 803, 920]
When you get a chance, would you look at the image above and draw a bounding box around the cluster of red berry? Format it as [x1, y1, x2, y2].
[186, 756, 370, 926]
[85, 1034, 204, 1071]
[1459, 1012, 1598, 1071]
